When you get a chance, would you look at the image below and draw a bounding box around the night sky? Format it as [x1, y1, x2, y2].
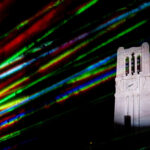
[0, 0, 150, 149]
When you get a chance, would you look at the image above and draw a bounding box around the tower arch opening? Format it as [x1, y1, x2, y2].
[125, 57, 129, 76]
[131, 53, 135, 75]
[137, 55, 141, 74]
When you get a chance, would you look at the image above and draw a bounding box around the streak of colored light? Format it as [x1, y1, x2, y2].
[75, 0, 98, 15]
[0, 19, 147, 128]
[2, 40, 53, 71]
[0, 0, 149, 146]
[0, 0, 147, 70]
[0, 17, 121, 79]
[0, 19, 146, 105]
[39, 41, 88, 71]
[1, 19, 145, 117]
[0, 18, 121, 95]
[0, 54, 116, 114]
[0, 39, 85, 95]
[0, 130, 21, 143]
[0, 106, 76, 143]
[56, 69, 116, 103]
[0, 70, 115, 142]
[2, 0, 95, 42]
[0, 61, 115, 112]
[0, 97, 27, 111]
[26, 40, 53, 54]
[0, 113, 25, 129]
[0, 0, 63, 40]
[76, 19, 148, 61]
[0, 52, 90, 99]
[0, 33, 86, 82]
[0, 30, 86, 72]
[0, 60, 72, 99]
[0, 56, 115, 123]
[36, 0, 99, 42]
[0, 7, 58, 58]
[0, 0, 99, 69]
[78, 70, 115, 92]
[0, 69, 57, 105]
[38, 19, 123, 72]
[92, 2, 150, 34]
[9, 54, 115, 96]
[0, 9, 63, 66]
[26, 4, 147, 76]
[0, 61, 34, 80]
[0, 77, 27, 98]
[1, 87, 113, 134]
[67, 63, 116, 84]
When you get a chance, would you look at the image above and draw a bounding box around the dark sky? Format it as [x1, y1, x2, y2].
[0, 0, 150, 149]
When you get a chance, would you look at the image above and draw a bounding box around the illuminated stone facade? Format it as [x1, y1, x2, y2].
[114, 42, 150, 127]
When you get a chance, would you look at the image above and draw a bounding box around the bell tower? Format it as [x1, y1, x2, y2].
[114, 42, 150, 127]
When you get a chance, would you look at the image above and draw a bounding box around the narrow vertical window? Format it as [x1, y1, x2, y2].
[137, 55, 141, 74]
[125, 57, 129, 76]
[131, 53, 135, 75]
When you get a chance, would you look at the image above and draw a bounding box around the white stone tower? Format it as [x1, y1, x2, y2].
[114, 42, 150, 127]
